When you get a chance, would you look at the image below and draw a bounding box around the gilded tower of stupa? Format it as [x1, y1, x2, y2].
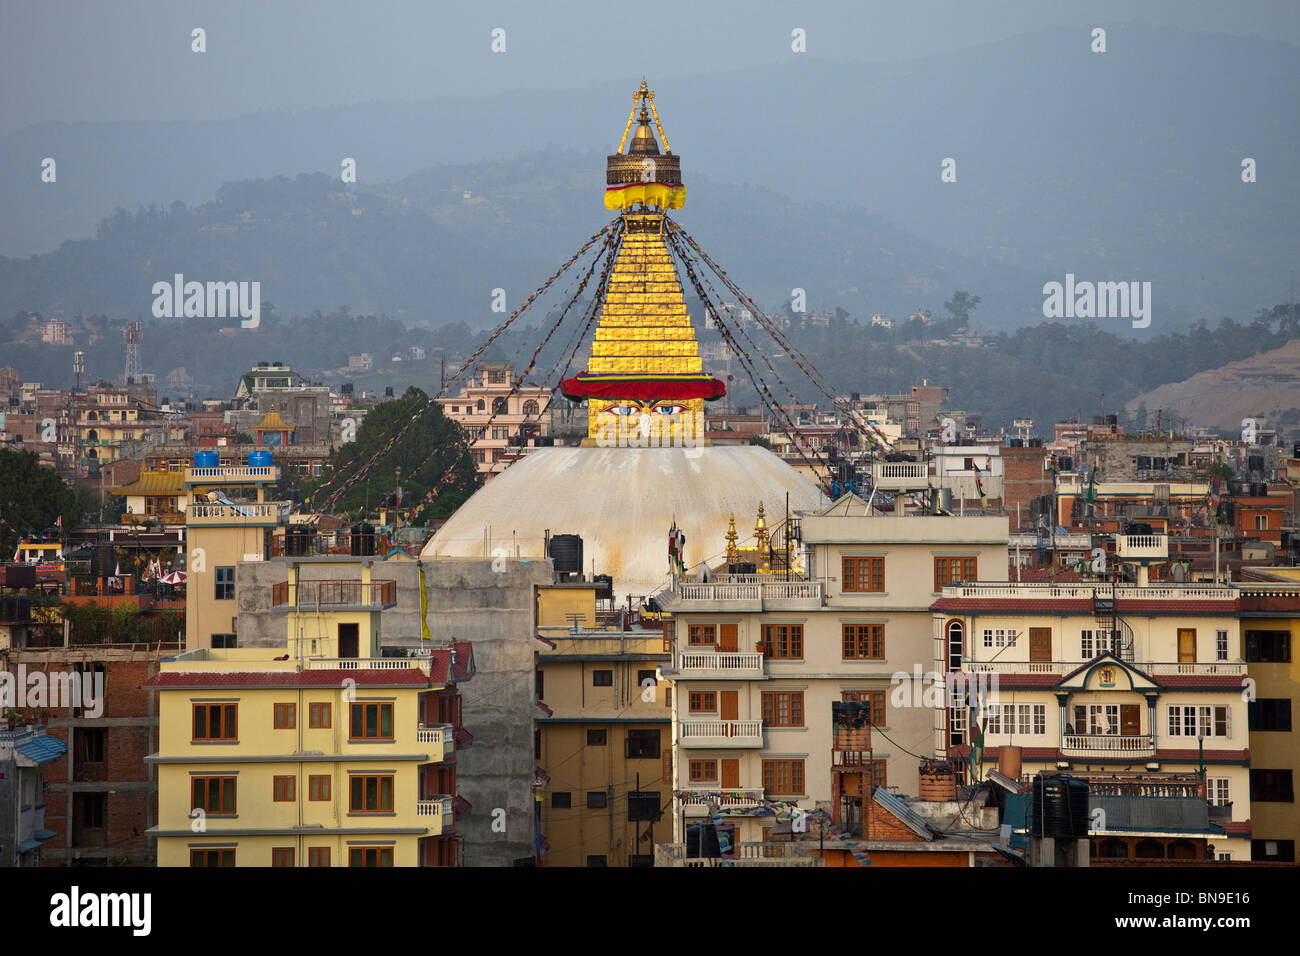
[561, 79, 724, 446]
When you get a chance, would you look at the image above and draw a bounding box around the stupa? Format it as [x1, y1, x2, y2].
[423, 80, 827, 595]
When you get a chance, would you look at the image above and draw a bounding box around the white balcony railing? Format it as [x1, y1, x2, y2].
[417, 796, 453, 817]
[187, 502, 283, 520]
[871, 461, 929, 489]
[1116, 534, 1169, 561]
[681, 789, 766, 813]
[417, 726, 445, 746]
[1147, 662, 1247, 676]
[963, 660, 1246, 676]
[679, 719, 764, 747]
[187, 465, 277, 481]
[303, 657, 425, 670]
[966, 660, 1065, 675]
[671, 580, 823, 607]
[673, 652, 764, 679]
[1061, 734, 1155, 755]
[944, 583, 1236, 601]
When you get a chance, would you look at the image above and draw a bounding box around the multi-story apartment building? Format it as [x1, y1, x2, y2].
[1237, 573, 1298, 862]
[934, 534, 1253, 860]
[659, 491, 1008, 859]
[145, 555, 473, 867]
[435, 363, 551, 480]
[0, 721, 67, 865]
[534, 579, 670, 867]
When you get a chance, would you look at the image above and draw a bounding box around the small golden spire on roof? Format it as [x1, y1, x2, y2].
[754, 502, 769, 552]
[725, 514, 739, 564]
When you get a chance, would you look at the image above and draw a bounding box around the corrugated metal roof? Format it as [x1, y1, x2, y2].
[110, 470, 186, 496]
[1090, 795, 1218, 834]
[16, 734, 68, 765]
[872, 788, 936, 841]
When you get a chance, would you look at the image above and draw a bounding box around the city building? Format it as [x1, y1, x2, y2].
[435, 363, 552, 480]
[0, 721, 67, 865]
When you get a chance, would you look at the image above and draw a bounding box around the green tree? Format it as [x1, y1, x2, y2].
[0, 449, 83, 555]
[301, 386, 479, 522]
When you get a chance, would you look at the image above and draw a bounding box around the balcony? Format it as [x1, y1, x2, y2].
[417, 795, 453, 832]
[679, 719, 764, 748]
[669, 651, 764, 681]
[419, 723, 456, 757]
[185, 465, 277, 483]
[966, 660, 1066, 676]
[1116, 534, 1169, 562]
[303, 656, 426, 670]
[186, 502, 285, 525]
[655, 841, 824, 867]
[1061, 734, 1156, 758]
[664, 579, 823, 612]
[681, 789, 766, 816]
[870, 461, 930, 490]
[271, 579, 397, 609]
[942, 583, 1236, 602]
[1147, 661, 1247, 677]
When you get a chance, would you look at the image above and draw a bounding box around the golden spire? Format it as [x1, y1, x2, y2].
[725, 514, 739, 564]
[754, 502, 770, 552]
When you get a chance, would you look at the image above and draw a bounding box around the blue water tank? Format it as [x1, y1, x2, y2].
[248, 450, 273, 467]
[193, 451, 219, 468]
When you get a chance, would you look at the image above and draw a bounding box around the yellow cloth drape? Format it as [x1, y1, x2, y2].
[604, 183, 687, 210]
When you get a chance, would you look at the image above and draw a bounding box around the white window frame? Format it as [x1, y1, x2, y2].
[1215, 629, 1229, 662]
[1207, 777, 1231, 807]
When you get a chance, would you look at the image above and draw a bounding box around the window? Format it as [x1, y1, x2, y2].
[1250, 770, 1294, 803]
[190, 848, 235, 867]
[349, 774, 395, 812]
[689, 759, 718, 782]
[274, 703, 296, 729]
[625, 729, 660, 758]
[1215, 629, 1229, 662]
[523, 400, 539, 416]
[842, 556, 884, 592]
[191, 776, 237, 815]
[842, 690, 886, 727]
[78, 728, 105, 762]
[1207, 777, 1231, 807]
[214, 566, 235, 600]
[349, 846, 394, 867]
[309, 702, 331, 728]
[688, 624, 716, 646]
[80, 793, 105, 828]
[762, 691, 805, 727]
[211, 633, 237, 649]
[762, 759, 805, 796]
[551, 792, 572, 809]
[587, 855, 608, 867]
[1255, 514, 1269, 531]
[350, 702, 394, 740]
[1244, 630, 1291, 663]
[842, 624, 884, 660]
[628, 791, 660, 821]
[475, 399, 485, 412]
[309, 775, 331, 801]
[1080, 628, 1121, 658]
[689, 691, 717, 713]
[192, 703, 237, 741]
[587, 791, 607, 809]
[1249, 699, 1292, 732]
[934, 556, 978, 591]
[273, 775, 296, 802]
[990, 704, 1049, 736]
[764, 623, 803, 659]
[1251, 839, 1296, 862]
[947, 620, 964, 671]
[637, 669, 657, 689]
[1167, 705, 1231, 737]
[592, 670, 613, 687]
[535, 668, 544, 699]
[492, 397, 508, 415]
[982, 628, 1017, 649]
[586, 729, 606, 746]
[272, 847, 294, 867]
[309, 847, 330, 867]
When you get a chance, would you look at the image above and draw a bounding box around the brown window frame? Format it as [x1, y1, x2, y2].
[349, 702, 395, 740]
[190, 848, 235, 867]
[842, 556, 884, 593]
[192, 703, 238, 741]
[763, 623, 803, 660]
[273, 703, 296, 729]
[762, 759, 806, 796]
[688, 691, 718, 713]
[309, 702, 332, 729]
[191, 776, 237, 815]
[842, 624, 885, 660]
[689, 759, 718, 782]
[308, 775, 331, 801]
[688, 624, 717, 646]
[308, 847, 331, 867]
[842, 690, 887, 727]
[349, 774, 395, 813]
[761, 691, 805, 727]
[272, 847, 294, 867]
[349, 846, 394, 867]
[934, 556, 978, 592]
[273, 775, 296, 802]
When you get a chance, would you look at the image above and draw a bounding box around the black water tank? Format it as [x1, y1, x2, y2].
[1032, 773, 1089, 839]
[351, 523, 376, 556]
[91, 545, 115, 578]
[285, 525, 310, 557]
[549, 534, 583, 573]
[593, 574, 613, 600]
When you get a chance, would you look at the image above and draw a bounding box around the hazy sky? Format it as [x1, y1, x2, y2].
[3, 0, 1298, 135]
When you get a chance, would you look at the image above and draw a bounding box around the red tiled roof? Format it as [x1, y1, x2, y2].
[1155, 675, 1249, 689]
[946, 744, 1249, 764]
[142, 668, 435, 689]
[450, 641, 474, 681]
[1220, 820, 1252, 836]
[454, 727, 474, 747]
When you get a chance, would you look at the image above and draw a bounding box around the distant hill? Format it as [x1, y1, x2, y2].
[1124, 337, 1300, 433]
[2, 23, 1296, 330]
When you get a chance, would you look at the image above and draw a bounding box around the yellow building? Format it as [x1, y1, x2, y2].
[1238, 572, 1300, 862]
[145, 556, 474, 867]
[534, 579, 671, 866]
[936, 534, 1253, 860]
